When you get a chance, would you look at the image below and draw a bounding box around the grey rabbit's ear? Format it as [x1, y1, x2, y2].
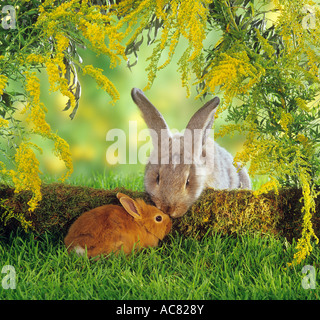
[117, 193, 142, 220]
[185, 97, 220, 157]
[131, 88, 170, 138]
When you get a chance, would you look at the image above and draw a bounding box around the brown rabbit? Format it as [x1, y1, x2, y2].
[64, 192, 172, 258]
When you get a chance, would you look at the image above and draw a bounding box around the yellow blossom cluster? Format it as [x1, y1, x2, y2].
[272, 0, 320, 82]
[11, 70, 74, 211]
[0, 118, 9, 128]
[295, 97, 310, 112]
[26, 54, 46, 65]
[82, 65, 120, 103]
[36, 0, 126, 104]
[199, 52, 265, 108]
[278, 111, 293, 133]
[233, 123, 320, 266]
[209, 0, 320, 265]
[0, 0, 131, 218]
[10, 142, 43, 212]
[0, 74, 8, 95]
[51, 133, 73, 181]
[45, 34, 77, 108]
[116, 0, 210, 94]
[289, 168, 319, 266]
[255, 29, 275, 59]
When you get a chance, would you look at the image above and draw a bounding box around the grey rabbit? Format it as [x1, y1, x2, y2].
[131, 88, 251, 218]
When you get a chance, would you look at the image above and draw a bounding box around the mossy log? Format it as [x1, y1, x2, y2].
[0, 183, 319, 241]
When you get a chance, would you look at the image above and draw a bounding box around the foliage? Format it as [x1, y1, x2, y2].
[203, 0, 320, 265]
[0, 0, 213, 223]
[120, 0, 320, 265]
[1, 0, 320, 264]
[2, 173, 318, 299]
[0, 0, 125, 221]
[2, 231, 320, 299]
[117, 0, 210, 96]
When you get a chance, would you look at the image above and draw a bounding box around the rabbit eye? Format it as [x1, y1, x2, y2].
[156, 173, 160, 185]
[155, 215, 162, 222]
[186, 178, 190, 187]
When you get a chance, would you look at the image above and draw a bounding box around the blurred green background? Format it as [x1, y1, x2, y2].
[10, 33, 249, 186]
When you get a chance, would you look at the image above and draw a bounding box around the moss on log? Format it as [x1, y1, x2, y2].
[0, 183, 319, 241]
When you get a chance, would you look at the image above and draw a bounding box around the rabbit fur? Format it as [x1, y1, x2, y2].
[64, 192, 172, 258]
[131, 88, 251, 218]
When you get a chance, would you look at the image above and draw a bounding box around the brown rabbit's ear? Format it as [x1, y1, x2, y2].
[117, 194, 142, 220]
[116, 192, 128, 200]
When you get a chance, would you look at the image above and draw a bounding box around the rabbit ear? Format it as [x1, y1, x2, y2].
[131, 88, 170, 137]
[185, 97, 220, 156]
[116, 192, 128, 200]
[117, 193, 142, 220]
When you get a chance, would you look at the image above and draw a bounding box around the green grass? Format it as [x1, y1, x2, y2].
[0, 231, 319, 299]
[43, 170, 146, 191]
[0, 172, 319, 300]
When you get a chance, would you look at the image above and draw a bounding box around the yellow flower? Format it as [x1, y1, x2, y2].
[78, 18, 123, 68]
[279, 111, 293, 132]
[253, 178, 279, 197]
[0, 118, 9, 128]
[55, 33, 69, 54]
[36, 0, 126, 107]
[296, 134, 308, 144]
[24, 72, 51, 135]
[117, 0, 209, 92]
[45, 58, 61, 92]
[28, 103, 51, 135]
[255, 29, 275, 58]
[295, 98, 310, 112]
[10, 142, 42, 212]
[0, 74, 8, 95]
[82, 65, 120, 103]
[22, 71, 73, 186]
[51, 133, 73, 181]
[24, 71, 41, 105]
[198, 52, 265, 107]
[26, 54, 45, 64]
[289, 169, 319, 266]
